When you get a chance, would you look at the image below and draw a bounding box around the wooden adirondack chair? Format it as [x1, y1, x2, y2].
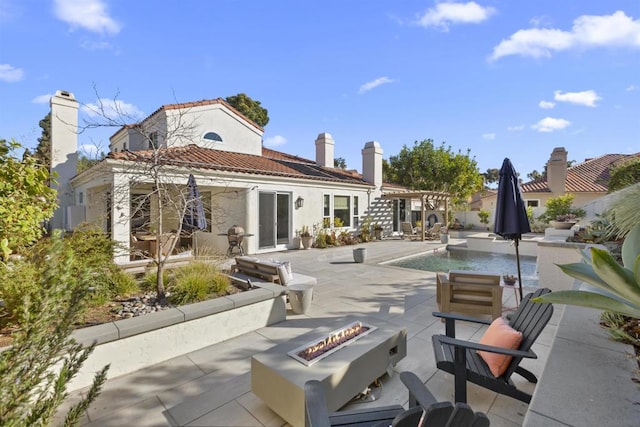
[431, 288, 554, 404]
[305, 371, 489, 427]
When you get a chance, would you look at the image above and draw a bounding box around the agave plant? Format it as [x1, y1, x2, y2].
[533, 223, 640, 317]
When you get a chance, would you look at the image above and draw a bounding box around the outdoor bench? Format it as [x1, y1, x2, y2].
[231, 256, 317, 287]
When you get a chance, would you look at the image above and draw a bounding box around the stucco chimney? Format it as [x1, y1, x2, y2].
[546, 147, 567, 195]
[315, 133, 334, 167]
[362, 141, 383, 188]
[50, 90, 79, 231]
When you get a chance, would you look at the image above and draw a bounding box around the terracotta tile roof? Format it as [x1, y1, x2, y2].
[109, 144, 369, 185]
[110, 98, 264, 140]
[261, 147, 315, 164]
[521, 153, 639, 193]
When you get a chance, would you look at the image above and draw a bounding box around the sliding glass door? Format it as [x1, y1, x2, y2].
[258, 191, 291, 249]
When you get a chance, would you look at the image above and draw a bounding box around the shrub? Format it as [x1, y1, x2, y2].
[169, 262, 219, 305]
[0, 232, 108, 425]
[30, 223, 127, 304]
[110, 269, 140, 297]
[211, 273, 231, 294]
[141, 270, 170, 293]
[338, 231, 358, 246]
[0, 259, 40, 328]
[537, 193, 585, 223]
[478, 209, 490, 228]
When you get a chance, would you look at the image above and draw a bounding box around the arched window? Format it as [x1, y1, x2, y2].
[203, 132, 223, 143]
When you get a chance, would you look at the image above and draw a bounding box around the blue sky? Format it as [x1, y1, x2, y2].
[1, 0, 639, 179]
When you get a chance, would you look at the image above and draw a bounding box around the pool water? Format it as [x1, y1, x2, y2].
[389, 249, 539, 287]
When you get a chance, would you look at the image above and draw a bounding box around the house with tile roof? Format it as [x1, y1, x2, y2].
[51, 90, 438, 263]
[478, 147, 639, 218]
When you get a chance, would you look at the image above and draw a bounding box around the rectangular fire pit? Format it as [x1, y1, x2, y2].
[251, 323, 407, 427]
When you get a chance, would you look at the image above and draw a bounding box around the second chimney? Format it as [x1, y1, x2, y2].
[315, 133, 335, 168]
[546, 147, 568, 195]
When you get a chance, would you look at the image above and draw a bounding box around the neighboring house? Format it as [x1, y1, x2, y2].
[479, 147, 639, 216]
[50, 90, 432, 263]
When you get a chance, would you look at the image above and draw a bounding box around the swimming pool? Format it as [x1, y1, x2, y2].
[388, 249, 539, 287]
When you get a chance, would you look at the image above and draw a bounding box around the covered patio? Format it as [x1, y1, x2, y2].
[381, 190, 451, 240]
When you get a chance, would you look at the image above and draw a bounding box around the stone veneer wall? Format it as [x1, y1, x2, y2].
[68, 282, 286, 391]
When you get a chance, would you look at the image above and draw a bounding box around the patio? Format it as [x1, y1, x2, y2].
[59, 237, 636, 426]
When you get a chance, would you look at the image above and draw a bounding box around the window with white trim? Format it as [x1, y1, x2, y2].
[353, 196, 359, 228]
[526, 200, 539, 208]
[203, 132, 223, 143]
[333, 195, 351, 227]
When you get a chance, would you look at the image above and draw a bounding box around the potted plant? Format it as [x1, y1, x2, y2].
[300, 225, 313, 249]
[549, 213, 579, 230]
[539, 193, 585, 229]
[373, 223, 384, 240]
[439, 227, 449, 244]
[502, 274, 518, 286]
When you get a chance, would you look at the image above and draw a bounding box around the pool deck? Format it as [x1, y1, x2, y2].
[58, 236, 638, 426]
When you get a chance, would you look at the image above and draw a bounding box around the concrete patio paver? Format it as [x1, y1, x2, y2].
[66, 238, 556, 426]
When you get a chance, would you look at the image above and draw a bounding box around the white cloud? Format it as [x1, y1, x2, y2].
[80, 39, 113, 50]
[263, 135, 287, 147]
[507, 125, 525, 131]
[81, 98, 143, 120]
[54, 0, 121, 35]
[539, 100, 555, 109]
[531, 117, 571, 132]
[490, 11, 640, 61]
[417, 1, 496, 31]
[0, 64, 24, 82]
[32, 93, 54, 104]
[358, 77, 394, 94]
[554, 90, 601, 107]
[626, 84, 638, 91]
[481, 133, 496, 140]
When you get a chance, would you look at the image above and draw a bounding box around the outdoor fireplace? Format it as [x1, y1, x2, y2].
[252, 324, 407, 427]
[288, 321, 377, 366]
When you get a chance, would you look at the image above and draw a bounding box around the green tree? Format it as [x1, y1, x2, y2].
[0, 232, 109, 425]
[0, 139, 58, 260]
[527, 170, 543, 181]
[334, 157, 347, 169]
[608, 158, 640, 193]
[478, 209, 490, 229]
[33, 112, 51, 168]
[386, 139, 483, 204]
[482, 168, 500, 186]
[225, 93, 269, 127]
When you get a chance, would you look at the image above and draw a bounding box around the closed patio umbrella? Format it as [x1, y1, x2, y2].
[183, 174, 207, 254]
[494, 158, 530, 300]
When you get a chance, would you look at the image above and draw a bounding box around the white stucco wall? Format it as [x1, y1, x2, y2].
[164, 104, 263, 155]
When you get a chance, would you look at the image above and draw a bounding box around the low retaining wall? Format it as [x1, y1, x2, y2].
[69, 282, 286, 391]
[465, 233, 540, 257]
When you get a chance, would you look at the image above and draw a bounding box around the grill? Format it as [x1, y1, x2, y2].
[227, 225, 245, 256]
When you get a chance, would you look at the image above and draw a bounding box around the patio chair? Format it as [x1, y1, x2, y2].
[425, 222, 442, 240]
[305, 371, 489, 427]
[432, 288, 553, 404]
[436, 271, 503, 320]
[400, 222, 420, 240]
[130, 233, 150, 259]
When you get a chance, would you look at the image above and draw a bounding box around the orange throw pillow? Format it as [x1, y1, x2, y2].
[477, 317, 523, 377]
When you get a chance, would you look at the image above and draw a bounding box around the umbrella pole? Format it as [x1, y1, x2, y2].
[515, 238, 524, 300]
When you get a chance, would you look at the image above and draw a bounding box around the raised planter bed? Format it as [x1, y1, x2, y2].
[67, 282, 287, 391]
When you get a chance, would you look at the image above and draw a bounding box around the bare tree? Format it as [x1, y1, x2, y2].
[75, 88, 233, 299]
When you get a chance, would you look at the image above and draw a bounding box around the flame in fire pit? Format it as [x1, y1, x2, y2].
[288, 322, 377, 366]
